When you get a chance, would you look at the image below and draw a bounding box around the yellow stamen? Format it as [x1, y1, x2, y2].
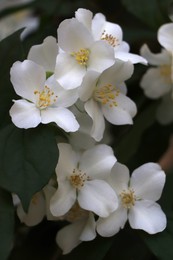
[34, 86, 58, 109]
[70, 168, 90, 189]
[120, 189, 136, 209]
[62, 203, 89, 222]
[94, 84, 119, 107]
[71, 48, 90, 66]
[101, 30, 119, 47]
[160, 65, 172, 83]
[31, 193, 39, 205]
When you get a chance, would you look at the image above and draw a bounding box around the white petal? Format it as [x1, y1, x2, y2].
[79, 70, 100, 101]
[140, 68, 172, 99]
[17, 192, 45, 226]
[55, 53, 86, 89]
[116, 41, 130, 52]
[158, 23, 173, 52]
[92, 13, 106, 40]
[75, 8, 93, 31]
[130, 163, 166, 201]
[140, 44, 171, 65]
[129, 201, 167, 234]
[115, 51, 147, 65]
[97, 205, 127, 237]
[78, 180, 118, 217]
[102, 93, 137, 125]
[41, 107, 79, 132]
[28, 36, 59, 72]
[80, 144, 117, 179]
[57, 18, 93, 52]
[109, 162, 130, 194]
[84, 99, 105, 141]
[80, 213, 96, 241]
[88, 41, 115, 73]
[46, 76, 78, 107]
[101, 21, 123, 42]
[10, 60, 46, 102]
[156, 94, 173, 124]
[56, 220, 84, 254]
[10, 99, 41, 129]
[98, 60, 134, 86]
[50, 180, 76, 217]
[43, 185, 58, 221]
[56, 143, 79, 181]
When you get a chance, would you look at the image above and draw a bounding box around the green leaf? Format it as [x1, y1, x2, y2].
[122, 0, 171, 29]
[0, 188, 14, 260]
[0, 124, 58, 211]
[0, 29, 24, 127]
[141, 217, 173, 260]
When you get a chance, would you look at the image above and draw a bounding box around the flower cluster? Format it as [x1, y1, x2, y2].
[10, 8, 167, 255]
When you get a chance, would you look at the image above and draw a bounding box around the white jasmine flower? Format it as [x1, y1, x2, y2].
[28, 36, 59, 73]
[17, 181, 58, 226]
[17, 191, 46, 226]
[79, 60, 137, 141]
[57, 211, 96, 254]
[55, 17, 115, 89]
[75, 8, 147, 65]
[9, 60, 79, 132]
[97, 162, 166, 236]
[50, 143, 118, 218]
[140, 44, 172, 98]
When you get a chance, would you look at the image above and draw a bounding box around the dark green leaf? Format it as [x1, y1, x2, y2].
[0, 188, 14, 260]
[0, 124, 58, 211]
[122, 0, 171, 29]
[0, 29, 24, 127]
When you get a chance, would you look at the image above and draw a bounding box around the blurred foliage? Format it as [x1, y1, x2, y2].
[0, 0, 173, 259]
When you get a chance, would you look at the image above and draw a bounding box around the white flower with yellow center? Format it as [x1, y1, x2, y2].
[54, 17, 115, 89]
[75, 8, 147, 65]
[97, 162, 167, 237]
[56, 204, 96, 254]
[9, 60, 79, 131]
[157, 21, 173, 90]
[50, 143, 118, 218]
[17, 191, 46, 227]
[140, 44, 172, 99]
[79, 60, 137, 141]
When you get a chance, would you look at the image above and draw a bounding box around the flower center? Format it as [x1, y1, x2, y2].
[70, 168, 90, 189]
[101, 30, 119, 47]
[120, 189, 136, 209]
[34, 86, 58, 109]
[94, 84, 119, 107]
[31, 193, 39, 205]
[62, 203, 89, 222]
[160, 65, 172, 83]
[71, 48, 90, 66]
